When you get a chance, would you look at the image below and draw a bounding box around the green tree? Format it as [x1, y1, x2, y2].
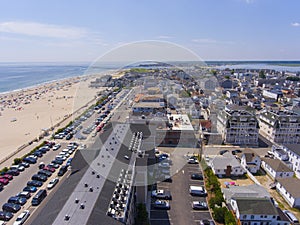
[213, 207, 226, 223]
[225, 210, 237, 225]
[259, 70, 266, 79]
[13, 158, 22, 165]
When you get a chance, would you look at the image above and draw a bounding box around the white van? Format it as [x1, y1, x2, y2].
[189, 186, 207, 196]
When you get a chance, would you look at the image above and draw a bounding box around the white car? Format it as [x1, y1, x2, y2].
[52, 144, 61, 150]
[13, 210, 30, 225]
[47, 178, 59, 190]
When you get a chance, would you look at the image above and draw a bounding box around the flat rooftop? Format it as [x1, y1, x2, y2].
[30, 123, 154, 225]
[167, 114, 194, 131]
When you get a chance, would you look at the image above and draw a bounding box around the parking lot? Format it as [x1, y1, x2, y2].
[150, 149, 212, 225]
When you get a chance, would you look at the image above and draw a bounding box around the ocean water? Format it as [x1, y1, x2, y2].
[0, 61, 300, 94]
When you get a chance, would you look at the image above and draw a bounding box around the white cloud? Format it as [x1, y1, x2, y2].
[291, 22, 300, 27]
[0, 21, 87, 39]
[156, 35, 173, 39]
[192, 38, 234, 45]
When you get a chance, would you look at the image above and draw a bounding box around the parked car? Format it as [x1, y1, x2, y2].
[43, 166, 55, 172]
[48, 163, 60, 169]
[188, 158, 199, 164]
[0, 178, 9, 185]
[52, 144, 61, 151]
[8, 196, 27, 206]
[23, 157, 36, 164]
[47, 178, 59, 190]
[16, 192, 31, 199]
[232, 149, 242, 155]
[191, 173, 203, 180]
[27, 180, 43, 187]
[219, 150, 229, 155]
[199, 220, 215, 225]
[23, 186, 37, 193]
[2, 174, 13, 180]
[153, 200, 170, 210]
[2, 203, 21, 213]
[38, 170, 52, 177]
[32, 174, 47, 182]
[189, 186, 207, 197]
[13, 210, 30, 225]
[192, 201, 208, 210]
[51, 159, 63, 165]
[151, 189, 172, 200]
[6, 170, 20, 176]
[10, 165, 25, 172]
[58, 166, 68, 176]
[0, 211, 13, 221]
[31, 189, 47, 206]
[19, 162, 29, 168]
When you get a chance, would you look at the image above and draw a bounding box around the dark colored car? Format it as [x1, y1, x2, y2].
[219, 150, 229, 155]
[58, 165, 68, 176]
[23, 186, 37, 193]
[8, 196, 27, 206]
[0, 211, 13, 221]
[34, 151, 43, 157]
[27, 180, 43, 187]
[38, 169, 52, 177]
[6, 170, 20, 176]
[23, 157, 37, 164]
[232, 149, 242, 155]
[191, 173, 203, 180]
[32, 174, 47, 182]
[66, 133, 73, 140]
[2, 203, 21, 213]
[48, 163, 60, 169]
[51, 159, 63, 165]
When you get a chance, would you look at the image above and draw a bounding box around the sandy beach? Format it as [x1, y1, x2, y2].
[0, 75, 103, 163]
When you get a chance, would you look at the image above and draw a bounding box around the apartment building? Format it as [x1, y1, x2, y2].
[258, 110, 300, 144]
[217, 108, 259, 146]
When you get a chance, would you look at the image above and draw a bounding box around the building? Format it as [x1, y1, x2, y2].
[132, 101, 165, 116]
[261, 158, 294, 180]
[230, 197, 290, 225]
[29, 123, 155, 225]
[217, 108, 259, 146]
[263, 89, 283, 101]
[282, 144, 300, 178]
[258, 110, 300, 144]
[222, 184, 270, 204]
[276, 177, 300, 208]
[211, 153, 246, 177]
[240, 153, 261, 174]
[156, 114, 197, 147]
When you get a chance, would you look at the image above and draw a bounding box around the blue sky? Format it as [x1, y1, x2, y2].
[0, 0, 300, 62]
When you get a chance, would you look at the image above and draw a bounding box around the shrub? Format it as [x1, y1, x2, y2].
[13, 158, 22, 165]
[213, 207, 227, 223]
[225, 210, 237, 225]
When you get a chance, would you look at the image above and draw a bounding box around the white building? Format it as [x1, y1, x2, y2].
[258, 110, 300, 144]
[230, 197, 290, 225]
[211, 153, 246, 177]
[276, 177, 300, 208]
[217, 108, 259, 146]
[240, 153, 261, 174]
[261, 158, 294, 180]
[283, 144, 300, 178]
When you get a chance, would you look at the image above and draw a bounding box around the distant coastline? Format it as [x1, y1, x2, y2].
[0, 61, 300, 94]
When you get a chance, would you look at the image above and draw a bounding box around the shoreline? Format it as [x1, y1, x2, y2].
[0, 71, 110, 163]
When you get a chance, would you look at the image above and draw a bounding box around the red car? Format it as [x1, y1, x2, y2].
[1, 174, 13, 180]
[0, 178, 9, 185]
[43, 166, 55, 173]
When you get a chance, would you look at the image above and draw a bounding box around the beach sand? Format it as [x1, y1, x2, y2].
[0, 75, 103, 162]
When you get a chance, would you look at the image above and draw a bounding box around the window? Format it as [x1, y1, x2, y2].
[243, 215, 247, 219]
[251, 215, 254, 219]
